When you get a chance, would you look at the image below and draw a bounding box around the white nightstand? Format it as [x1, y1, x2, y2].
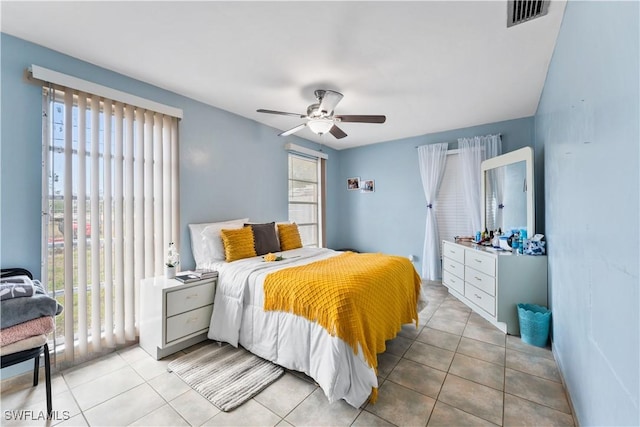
[139, 275, 217, 360]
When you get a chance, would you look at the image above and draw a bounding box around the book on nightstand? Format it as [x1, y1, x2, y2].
[175, 269, 218, 283]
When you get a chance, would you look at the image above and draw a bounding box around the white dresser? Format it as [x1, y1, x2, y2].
[139, 276, 217, 359]
[442, 240, 547, 335]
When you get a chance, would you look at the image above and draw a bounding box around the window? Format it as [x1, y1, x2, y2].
[41, 84, 179, 366]
[288, 153, 325, 247]
[436, 151, 472, 245]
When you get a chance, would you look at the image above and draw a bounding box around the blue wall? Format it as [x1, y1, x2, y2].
[334, 117, 537, 274]
[0, 33, 338, 275]
[5, 4, 639, 422]
[535, 1, 639, 425]
[0, 32, 538, 278]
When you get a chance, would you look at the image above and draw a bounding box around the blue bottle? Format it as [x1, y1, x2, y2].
[511, 231, 520, 252]
[518, 229, 527, 254]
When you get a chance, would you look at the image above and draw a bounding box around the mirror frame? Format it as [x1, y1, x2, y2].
[481, 146, 535, 237]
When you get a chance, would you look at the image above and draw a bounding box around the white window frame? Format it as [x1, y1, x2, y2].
[286, 144, 327, 247]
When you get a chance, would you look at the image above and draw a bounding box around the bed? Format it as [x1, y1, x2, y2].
[190, 219, 422, 408]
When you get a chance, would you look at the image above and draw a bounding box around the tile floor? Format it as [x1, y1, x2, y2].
[1, 282, 575, 426]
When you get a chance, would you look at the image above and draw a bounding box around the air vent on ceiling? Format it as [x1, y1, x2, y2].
[507, 0, 549, 27]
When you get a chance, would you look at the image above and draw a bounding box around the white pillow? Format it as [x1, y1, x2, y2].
[189, 218, 249, 266]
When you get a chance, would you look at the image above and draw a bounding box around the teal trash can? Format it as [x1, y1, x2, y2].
[517, 303, 551, 347]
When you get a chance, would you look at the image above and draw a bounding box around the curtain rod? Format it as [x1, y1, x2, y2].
[415, 133, 502, 149]
[416, 142, 450, 149]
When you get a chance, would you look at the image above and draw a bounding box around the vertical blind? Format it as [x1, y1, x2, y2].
[436, 151, 473, 246]
[42, 85, 180, 366]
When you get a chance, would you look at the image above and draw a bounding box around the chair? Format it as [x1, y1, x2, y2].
[0, 268, 52, 416]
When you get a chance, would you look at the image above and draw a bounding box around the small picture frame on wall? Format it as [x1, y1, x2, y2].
[347, 177, 360, 190]
[361, 179, 375, 193]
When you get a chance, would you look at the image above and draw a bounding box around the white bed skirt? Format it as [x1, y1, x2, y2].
[238, 304, 377, 407]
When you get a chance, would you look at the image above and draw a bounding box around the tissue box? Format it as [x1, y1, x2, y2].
[524, 240, 546, 255]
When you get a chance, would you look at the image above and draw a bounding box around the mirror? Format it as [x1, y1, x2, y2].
[481, 147, 535, 237]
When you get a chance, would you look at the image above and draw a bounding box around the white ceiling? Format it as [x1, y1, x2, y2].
[1, 1, 566, 150]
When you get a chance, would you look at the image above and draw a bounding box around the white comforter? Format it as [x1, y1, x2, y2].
[202, 247, 378, 407]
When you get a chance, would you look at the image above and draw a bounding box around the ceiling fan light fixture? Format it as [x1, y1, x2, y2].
[257, 89, 386, 139]
[307, 119, 333, 135]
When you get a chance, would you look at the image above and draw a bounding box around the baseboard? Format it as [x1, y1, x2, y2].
[0, 364, 55, 395]
[551, 337, 581, 426]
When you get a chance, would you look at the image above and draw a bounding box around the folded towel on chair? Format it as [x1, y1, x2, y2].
[0, 276, 35, 301]
[0, 316, 55, 346]
[0, 288, 62, 329]
[0, 334, 48, 356]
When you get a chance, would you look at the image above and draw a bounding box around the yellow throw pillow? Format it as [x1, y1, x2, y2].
[277, 223, 302, 251]
[220, 226, 257, 262]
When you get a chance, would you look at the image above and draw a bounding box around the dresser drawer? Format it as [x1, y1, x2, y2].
[166, 281, 216, 317]
[465, 283, 496, 316]
[464, 250, 496, 277]
[464, 266, 496, 296]
[443, 269, 464, 294]
[443, 241, 465, 264]
[442, 258, 465, 280]
[166, 304, 213, 344]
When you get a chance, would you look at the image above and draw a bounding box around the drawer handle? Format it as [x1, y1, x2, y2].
[474, 276, 482, 281]
[474, 294, 482, 300]
[186, 293, 199, 299]
[450, 264, 456, 269]
[186, 316, 199, 323]
[474, 259, 482, 263]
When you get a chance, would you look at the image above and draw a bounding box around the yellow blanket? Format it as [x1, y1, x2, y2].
[263, 252, 421, 400]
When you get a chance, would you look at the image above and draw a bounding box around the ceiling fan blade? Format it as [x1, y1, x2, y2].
[329, 125, 348, 139]
[317, 90, 344, 115]
[257, 109, 306, 118]
[335, 115, 386, 124]
[278, 123, 307, 137]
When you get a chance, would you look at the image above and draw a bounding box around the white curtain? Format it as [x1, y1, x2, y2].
[42, 86, 179, 366]
[418, 143, 449, 280]
[458, 134, 502, 234]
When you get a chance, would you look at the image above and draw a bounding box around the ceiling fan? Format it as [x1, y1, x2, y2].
[257, 89, 386, 139]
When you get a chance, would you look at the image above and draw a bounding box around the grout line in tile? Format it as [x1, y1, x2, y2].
[2, 282, 573, 427]
[502, 389, 573, 418]
[503, 351, 563, 385]
[60, 367, 90, 427]
[503, 366, 562, 384]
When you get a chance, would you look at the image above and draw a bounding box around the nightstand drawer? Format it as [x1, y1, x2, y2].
[464, 266, 496, 296]
[464, 250, 496, 277]
[166, 304, 213, 344]
[465, 283, 495, 316]
[166, 281, 216, 317]
[443, 241, 465, 264]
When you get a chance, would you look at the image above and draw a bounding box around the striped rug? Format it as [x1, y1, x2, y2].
[168, 343, 284, 412]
